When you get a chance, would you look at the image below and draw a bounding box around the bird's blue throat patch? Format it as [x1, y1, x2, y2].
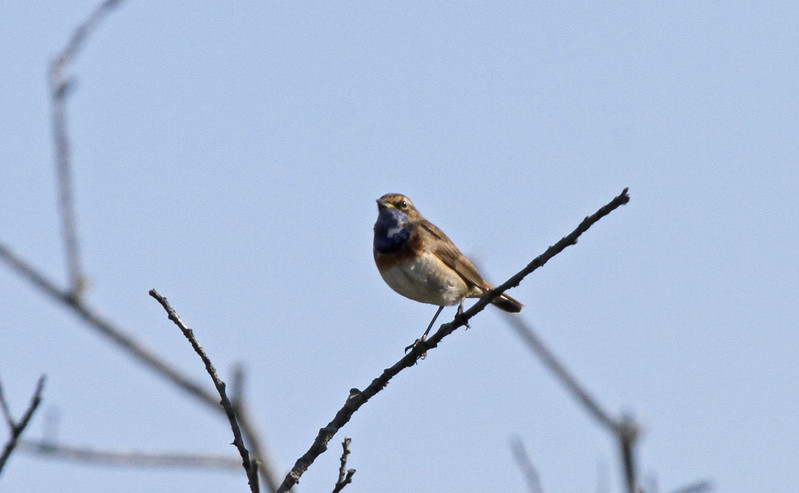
[374, 208, 412, 254]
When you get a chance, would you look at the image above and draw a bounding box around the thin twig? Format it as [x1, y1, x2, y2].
[504, 286, 642, 493]
[0, 375, 46, 473]
[231, 364, 245, 412]
[510, 436, 543, 493]
[617, 414, 640, 493]
[227, 363, 280, 491]
[0, 243, 280, 491]
[276, 188, 630, 493]
[0, 382, 14, 431]
[503, 316, 616, 431]
[149, 289, 259, 493]
[668, 480, 713, 493]
[0, 243, 219, 410]
[49, 0, 125, 297]
[235, 396, 279, 492]
[332, 437, 355, 493]
[18, 440, 242, 470]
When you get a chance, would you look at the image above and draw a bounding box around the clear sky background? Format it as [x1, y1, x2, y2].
[2, 2, 798, 492]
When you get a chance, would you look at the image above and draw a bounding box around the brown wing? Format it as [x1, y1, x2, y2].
[418, 218, 524, 313]
[418, 219, 488, 291]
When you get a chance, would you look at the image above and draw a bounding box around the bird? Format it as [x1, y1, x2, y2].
[373, 193, 522, 343]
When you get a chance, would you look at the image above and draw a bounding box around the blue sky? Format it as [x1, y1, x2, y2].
[2, 2, 798, 492]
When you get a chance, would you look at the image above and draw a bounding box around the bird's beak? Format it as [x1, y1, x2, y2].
[376, 198, 393, 210]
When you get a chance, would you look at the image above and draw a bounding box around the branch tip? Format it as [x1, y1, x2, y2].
[150, 289, 259, 493]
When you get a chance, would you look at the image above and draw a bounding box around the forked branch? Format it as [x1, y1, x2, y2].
[0, 375, 46, 473]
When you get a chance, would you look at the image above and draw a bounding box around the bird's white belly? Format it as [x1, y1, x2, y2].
[379, 252, 467, 306]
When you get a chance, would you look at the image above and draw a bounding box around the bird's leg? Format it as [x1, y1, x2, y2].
[422, 305, 445, 340]
[405, 305, 445, 353]
[455, 300, 470, 329]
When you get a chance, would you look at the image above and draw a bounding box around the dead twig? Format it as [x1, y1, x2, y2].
[19, 439, 242, 470]
[0, 376, 46, 473]
[505, 300, 643, 493]
[668, 480, 713, 493]
[504, 315, 618, 430]
[149, 289, 259, 493]
[49, 0, 125, 298]
[0, 243, 279, 491]
[331, 437, 355, 493]
[510, 436, 543, 493]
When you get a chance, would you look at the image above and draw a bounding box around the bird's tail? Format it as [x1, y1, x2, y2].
[491, 292, 523, 313]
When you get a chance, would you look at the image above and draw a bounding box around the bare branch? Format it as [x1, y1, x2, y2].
[19, 440, 242, 470]
[227, 364, 282, 492]
[0, 243, 219, 409]
[668, 480, 713, 493]
[231, 364, 245, 412]
[49, 0, 126, 297]
[503, 316, 616, 432]
[0, 382, 14, 431]
[234, 394, 280, 492]
[0, 375, 46, 473]
[617, 414, 640, 493]
[504, 288, 643, 493]
[0, 243, 279, 490]
[51, 0, 124, 77]
[149, 289, 259, 493]
[276, 188, 630, 493]
[510, 436, 543, 493]
[1, 1, 281, 489]
[332, 437, 355, 493]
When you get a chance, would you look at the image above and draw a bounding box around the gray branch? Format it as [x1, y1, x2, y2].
[19, 439, 242, 470]
[48, 0, 125, 297]
[0, 375, 46, 473]
[505, 307, 642, 493]
[510, 436, 543, 493]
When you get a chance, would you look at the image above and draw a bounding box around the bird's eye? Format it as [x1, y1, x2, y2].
[399, 200, 408, 209]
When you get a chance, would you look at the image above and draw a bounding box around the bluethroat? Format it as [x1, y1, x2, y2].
[373, 193, 522, 341]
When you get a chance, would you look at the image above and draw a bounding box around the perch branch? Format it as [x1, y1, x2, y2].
[276, 188, 630, 493]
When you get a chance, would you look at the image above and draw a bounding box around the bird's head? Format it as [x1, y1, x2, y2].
[376, 193, 422, 222]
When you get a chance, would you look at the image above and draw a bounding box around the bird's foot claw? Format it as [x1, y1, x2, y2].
[405, 337, 428, 359]
[405, 337, 424, 353]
